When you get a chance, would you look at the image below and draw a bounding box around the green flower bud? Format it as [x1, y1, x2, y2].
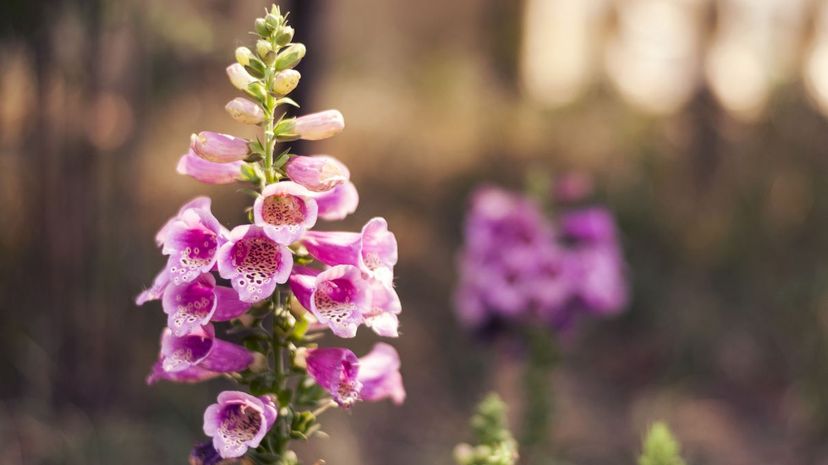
[235, 46, 254, 67]
[265, 13, 282, 30]
[256, 39, 273, 59]
[274, 25, 295, 46]
[273, 69, 301, 95]
[274, 43, 306, 70]
[254, 18, 270, 36]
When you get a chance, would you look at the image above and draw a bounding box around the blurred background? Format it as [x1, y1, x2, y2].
[2, 0, 828, 464]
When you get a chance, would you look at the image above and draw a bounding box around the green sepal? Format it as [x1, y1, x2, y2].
[274, 149, 292, 169]
[240, 162, 263, 184]
[245, 81, 267, 102]
[275, 97, 300, 108]
[245, 59, 267, 78]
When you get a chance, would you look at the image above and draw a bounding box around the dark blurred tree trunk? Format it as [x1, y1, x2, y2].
[18, 0, 106, 408]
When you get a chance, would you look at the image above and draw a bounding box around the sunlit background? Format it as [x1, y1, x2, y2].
[2, 0, 828, 464]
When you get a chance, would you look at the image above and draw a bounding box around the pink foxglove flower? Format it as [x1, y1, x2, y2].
[289, 265, 370, 338]
[292, 109, 344, 141]
[225, 97, 265, 125]
[217, 225, 294, 303]
[302, 217, 397, 283]
[157, 197, 227, 285]
[285, 155, 350, 192]
[177, 149, 244, 184]
[135, 266, 170, 306]
[252, 181, 318, 244]
[362, 279, 402, 337]
[147, 326, 252, 384]
[311, 181, 359, 221]
[357, 342, 405, 405]
[203, 391, 278, 458]
[191, 131, 249, 163]
[305, 347, 362, 406]
[161, 273, 250, 336]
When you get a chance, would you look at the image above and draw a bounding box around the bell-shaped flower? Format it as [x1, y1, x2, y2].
[302, 217, 397, 283]
[147, 326, 252, 384]
[156, 197, 227, 285]
[190, 132, 249, 163]
[252, 181, 318, 245]
[357, 342, 406, 405]
[362, 279, 402, 337]
[312, 181, 358, 221]
[225, 97, 265, 125]
[135, 266, 170, 306]
[285, 155, 350, 192]
[291, 110, 344, 141]
[203, 391, 278, 458]
[305, 347, 362, 407]
[217, 225, 294, 303]
[288, 265, 370, 338]
[177, 149, 245, 184]
[162, 273, 251, 336]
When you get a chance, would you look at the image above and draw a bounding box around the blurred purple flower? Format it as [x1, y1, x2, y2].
[252, 181, 318, 245]
[559, 207, 620, 246]
[217, 225, 294, 303]
[203, 391, 277, 458]
[305, 347, 362, 407]
[357, 342, 405, 405]
[454, 186, 628, 332]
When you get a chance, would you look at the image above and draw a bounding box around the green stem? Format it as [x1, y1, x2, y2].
[264, 105, 276, 185]
[520, 327, 558, 465]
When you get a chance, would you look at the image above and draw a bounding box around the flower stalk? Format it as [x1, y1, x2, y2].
[137, 6, 404, 465]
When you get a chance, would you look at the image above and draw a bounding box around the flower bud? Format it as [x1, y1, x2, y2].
[190, 131, 249, 163]
[292, 110, 345, 141]
[225, 97, 265, 125]
[265, 13, 282, 30]
[273, 70, 301, 95]
[254, 18, 270, 36]
[256, 40, 273, 58]
[285, 155, 349, 192]
[274, 43, 306, 70]
[226, 63, 257, 91]
[235, 46, 254, 67]
[274, 25, 294, 46]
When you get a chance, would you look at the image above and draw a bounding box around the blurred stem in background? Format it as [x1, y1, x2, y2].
[520, 327, 559, 465]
